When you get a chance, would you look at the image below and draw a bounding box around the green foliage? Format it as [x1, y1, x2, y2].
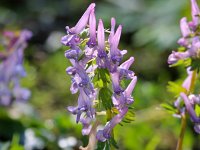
[191, 58, 200, 72]
[169, 58, 191, 68]
[96, 141, 110, 150]
[94, 68, 113, 110]
[109, 137, 119, 149]
[94, 68, 111, 88]
[122, 108, 135, 124]
[167, 81, 186, 97]
[0, 44, 4, 52]
[195, 105, 200, 117]
[96, 137, 119, 150]
[99, 87, 113, 110]
[161, 103, 177, 114]
[10, 135, 24, 150]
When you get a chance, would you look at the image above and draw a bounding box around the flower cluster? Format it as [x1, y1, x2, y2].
[61, 3, 137, 141]
[0, 30, 32, 106]
[168, 0, 200, 64]
[172, 68, 200, 132]
[168, 0, 200, 133]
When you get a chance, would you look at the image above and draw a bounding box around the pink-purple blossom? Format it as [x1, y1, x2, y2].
[168, 0, 200, 65]
[0, 30, 32, 106]
[62, 3, 137, 141]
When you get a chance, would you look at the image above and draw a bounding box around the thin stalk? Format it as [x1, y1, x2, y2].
[106, 109, 115, 150]
[176, 113, 186, 150]
[188, 69, 197, 94]
[176, 69, 197, 150]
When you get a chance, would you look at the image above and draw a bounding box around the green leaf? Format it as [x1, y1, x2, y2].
[169, 58, 191, 68]
[96, 141, 110, 150]
[195, 105, 200, 117]
[10, 134, 24, 150]
[167, 81, 186, 97]
[191, 58, 200, 72]
[109, 137, 119, 149]
[93, 68, 111, 88]
[99, 87, 113, 110]
[0, 44, 5, 52]
[122, 109, 135, 124]
[96, 138, 119, 150]
[161, 103, 177, 114]
[177, 46, 186, 52]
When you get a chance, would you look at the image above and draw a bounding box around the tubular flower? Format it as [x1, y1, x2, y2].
[168, 0, 200, 135]
[61, 3, 137, 142]
[0, 30, 32, 106]
[168, 0, 200, 65]
[180, 93, 200, 133]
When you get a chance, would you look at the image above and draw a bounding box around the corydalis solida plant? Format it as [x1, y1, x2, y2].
[61, 3, 137, 146]
[167, 0, 200, 149]
[0, 30, 32, 106]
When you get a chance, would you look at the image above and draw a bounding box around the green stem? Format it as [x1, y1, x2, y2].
[176, 113, 186, 150]
[176, 70, 197, 150]
[188, 69, 197, 94]
[106, 109, 114, 137]
[106, 110, 115, 150]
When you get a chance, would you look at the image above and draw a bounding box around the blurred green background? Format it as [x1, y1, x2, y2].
[0, 0, 200, 149]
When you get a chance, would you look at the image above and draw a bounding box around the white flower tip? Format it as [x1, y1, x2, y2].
[89, 3, 96, 9]
[99, 19, 103, 25]
[180, 17, 187, 22]
[129, 56, 134, 62]
[111, 18, 116, 25]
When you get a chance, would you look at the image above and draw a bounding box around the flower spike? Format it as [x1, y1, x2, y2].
[61, 3, 137, 144]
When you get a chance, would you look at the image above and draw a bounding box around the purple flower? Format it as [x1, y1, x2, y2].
[69, 62, 95, 97]
[110, 57, 135, 95]
[87, 9, 97, 47]
[96, 107, 128, 142]
[97, 19, 107, 68]
[67, 88, 95, 124]
[168, 36, 200, 63]
[190, 36, 200, 58]
[61, 33, 80, 47]
[64, 47, 81, 60]
[182, 68, 193, 91]
[191, 0, 200, 27]
[112, 76, 137, 108]
[174, 68, 193, 108]
[61, 3, 95, 47]
[0, 30, 32, 105]
[96, 76, 137, 141]
[189, 94, 200, 105]
[119, 57, 135, 79]
[80, 117, 92, 135]
[168, 51, 190, 65]
[124, 76, 137, 104]
[180, 17, 191, 38]
[108, 18, 116, 43]
[69, 3, 95, 34]
[168, 0, 200, 64]
[110, 25, 123, 62]
[177, 38, 189, 47]
[180, 93, 200, 123]
[62, 3, 137, 142]
[194, 123, 200, 133]
[168, 0, 200, 135]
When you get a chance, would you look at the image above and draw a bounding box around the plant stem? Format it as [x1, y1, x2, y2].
[188, 69, 197, 94]
[176, 70, 196, 150]
[176, 113, 186, 150]
[176, 70, 197, 150]
[106, 109, 115, 150]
